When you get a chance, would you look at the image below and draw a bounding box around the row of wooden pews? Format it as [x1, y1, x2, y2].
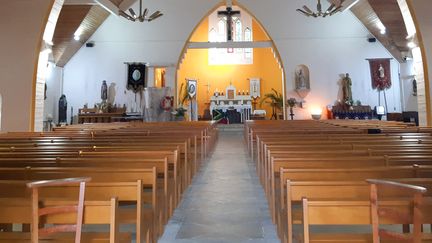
[0, 121, 217, 242]
[245, 120, 432, 243]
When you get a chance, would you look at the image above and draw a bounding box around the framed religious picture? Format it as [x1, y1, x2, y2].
[187, 79, 197, 99]
[127, 63, 146, 92]
[227, 89, 235, 99]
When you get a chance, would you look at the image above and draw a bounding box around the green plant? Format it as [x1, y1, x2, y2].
[178, 83, 190, 106]
[260, 88, 283, 110]
[174, 107, 187, 117]
[174, 83, 189, 118]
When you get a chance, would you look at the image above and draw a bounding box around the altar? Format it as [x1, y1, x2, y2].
[209, 85, 252, 123]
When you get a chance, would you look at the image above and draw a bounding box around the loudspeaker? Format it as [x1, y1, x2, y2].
[368, 38, 376, 43]
[85, 42, 94, 47]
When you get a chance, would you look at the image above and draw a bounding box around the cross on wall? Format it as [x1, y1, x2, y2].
[217, 6, 240, 41]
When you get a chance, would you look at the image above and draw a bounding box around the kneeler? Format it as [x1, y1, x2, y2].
[26, 177, 91, 243]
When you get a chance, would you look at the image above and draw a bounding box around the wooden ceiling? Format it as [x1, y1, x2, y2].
[368, 0, 408, 52]
[51, 0, 411, 67]
[350, 0, 410, 63]
[52, 0, 118, 67]
[52, 5, 92, 66]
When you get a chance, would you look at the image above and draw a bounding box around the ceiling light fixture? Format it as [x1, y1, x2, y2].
[119, 0, 163, 22]
[376, 22, 386, 35]
[407, 41, 416, 49]
[297, 0, 345, 18]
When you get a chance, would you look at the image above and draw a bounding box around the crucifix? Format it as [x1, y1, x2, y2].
[217, 6, 240, 41]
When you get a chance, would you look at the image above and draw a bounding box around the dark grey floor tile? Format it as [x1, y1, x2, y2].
[159, 130, 279, 242]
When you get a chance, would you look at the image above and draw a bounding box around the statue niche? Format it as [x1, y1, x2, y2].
[294, 65, 310, 99]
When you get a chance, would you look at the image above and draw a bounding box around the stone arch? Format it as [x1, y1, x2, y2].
[406, 0, 432, 125]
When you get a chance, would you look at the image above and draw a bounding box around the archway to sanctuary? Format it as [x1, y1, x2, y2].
[176, 3, 285, 123]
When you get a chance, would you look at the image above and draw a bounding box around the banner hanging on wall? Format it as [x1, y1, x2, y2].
[127, 63, 147, 93]
[368, 58, 392, 91]
[249, 78, 261, 99]
[187, 79, 197, 98]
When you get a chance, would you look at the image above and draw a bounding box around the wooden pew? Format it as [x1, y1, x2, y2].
[279, 179, 432, 243]
[0, 167, 158, 243]
[300, 180, 432, 243]
[0, 177, 130, 243]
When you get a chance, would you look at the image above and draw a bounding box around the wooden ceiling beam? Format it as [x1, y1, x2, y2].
[350, 0, 404, 63]
[53, 5, 110, 67]
[119, 0, 137, 11]
[64, 0, 97, 5]
[368, 0, 409, 52]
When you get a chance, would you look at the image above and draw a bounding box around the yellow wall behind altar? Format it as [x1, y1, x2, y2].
[178, 18, 283, 119]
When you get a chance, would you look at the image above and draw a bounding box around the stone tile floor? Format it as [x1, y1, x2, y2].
[158, 131, 279, 243]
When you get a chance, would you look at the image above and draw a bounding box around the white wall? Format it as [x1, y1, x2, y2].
[63, 0, 404, 120]
[44, 63, 63, 125]
[238, 0, 401, 115]
[63, 0, 219, 121]
[399, 60, 418, 111]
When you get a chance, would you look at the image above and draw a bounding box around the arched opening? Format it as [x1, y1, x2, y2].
[176, 4, 285, 122]
[404, 0, 432, 125]
[34, 0, 64, 131]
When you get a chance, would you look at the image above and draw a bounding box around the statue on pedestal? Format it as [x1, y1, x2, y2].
[101, 80, 108, 102]
[342, 73, 353, 105]
[294, 65, 311, 101]
[58, 94, 67, 124]
[296, 69, 307, 89]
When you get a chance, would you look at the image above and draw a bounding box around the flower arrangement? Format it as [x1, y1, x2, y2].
[287, 98, 297, 108]
[344, 98, 354, 106]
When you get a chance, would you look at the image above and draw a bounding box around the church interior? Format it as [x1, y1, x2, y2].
[1, 0, 432, 242]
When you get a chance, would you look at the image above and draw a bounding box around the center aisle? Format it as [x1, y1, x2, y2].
[159, 130, 279, 243]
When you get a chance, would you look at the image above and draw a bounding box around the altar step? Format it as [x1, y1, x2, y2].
[217, 123, 244, 132]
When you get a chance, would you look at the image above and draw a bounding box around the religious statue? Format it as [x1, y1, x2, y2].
[342, 73, 352, 105]
[101, 80, 108, 102]
[296, 69, 307, 89]
[378, 64, 385, 79]
[58, 94, 67, 124]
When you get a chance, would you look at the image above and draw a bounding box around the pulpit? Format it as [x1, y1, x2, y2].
[210, 85, 252, 123]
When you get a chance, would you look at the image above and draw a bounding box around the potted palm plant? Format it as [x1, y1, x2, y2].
[260, 88, 284, 120]
[173, 83, 189, 121]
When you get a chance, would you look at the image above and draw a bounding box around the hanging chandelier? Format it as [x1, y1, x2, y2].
[296, 0, 344, 18]
[119, 0, 163, 22]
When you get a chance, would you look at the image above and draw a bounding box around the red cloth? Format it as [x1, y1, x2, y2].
[369, 59, 392, 91]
